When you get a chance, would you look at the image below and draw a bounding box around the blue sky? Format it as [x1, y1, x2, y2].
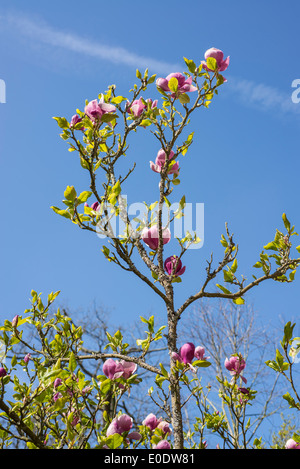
[0, 0, 300, 344]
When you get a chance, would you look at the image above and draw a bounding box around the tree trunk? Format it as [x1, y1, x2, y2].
[167, 307, 184, 448]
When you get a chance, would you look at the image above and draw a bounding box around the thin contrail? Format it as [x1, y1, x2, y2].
[1, 10, 299, 117]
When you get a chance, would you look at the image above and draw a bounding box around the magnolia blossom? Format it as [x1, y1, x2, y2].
[141, 225, 171, 251]
[103, 358, 137, 381]
[106, 414, 141, 440]
[194, 346, 209, 361]
[201, 47, 230, 72]
[53, 392, 63, 402]
[154, 440, 171, 449]
[164, 255, 186, 277]
[150, 148, 179, 176]
[24, 353, 31, 364]
[126, 97, 157, 117]
[0, 367, 7, 378]
[225, 354, 247, 383]
[285, 438, 300, 449]
[172, 343, 209, 367]
[143, 413, 160, 431]
[172, 342, 195, 365]
[84, 98, 116, 122]
[156, 73, 197, 97]
[70, 114, 84, 130]
[53, 378, 63, 389]
[157, 420, 172, 435]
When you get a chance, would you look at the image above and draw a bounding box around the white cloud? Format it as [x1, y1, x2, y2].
[0, 11, 181, 75]
[1, 10, 299, 118]
[225, 75, 300, 116]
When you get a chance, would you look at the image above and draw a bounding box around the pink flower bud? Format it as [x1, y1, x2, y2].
[157, 420, 172, 435]
[164, 256, 186, 277]
[0, 367, 7, 378]
[53, 378, 63, 388]
[142, 413, 160, 431]
[24, 353, 31, 364]
[70, 114, 84, 130]
[154, 440, 171, 449]
[179, 343, 195, 364]
[12, 315, 19, 328]
[150, 149, 179, 176]
[285, 438, 300, 449]
[141, 225, 171, 251]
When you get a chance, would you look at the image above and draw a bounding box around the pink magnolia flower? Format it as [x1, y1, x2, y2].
[201, 47, 230, 73]
[285, 438, 300, 449]
[126, 97, 157, 117]
[142, 413, 161, 431]
[53, 392, 63, 402]
[172, 343, 195, 365]
[194, 346, 209, 361]
[164, 255, 186, 277]
[154, 440, 171, 449]
[84, 98, 116, 122]
[70, 114, 84, 130]
[179, 342, 195, 364]
[225, 354, 247, 383]
[150, 148, 179, 176]
[141, 225, 171, 251]
[157, 420, 172, 435]
[103, 358, 137, 381]
[53, 378, 63, 389]
[156, 73, 197, 97]
[106, 414, 141, 440]
[0, 367, 7, 378]
[24, 353, 31, 364]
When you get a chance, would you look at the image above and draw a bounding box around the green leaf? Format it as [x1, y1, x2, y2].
[206, 57, 217, 71]
[68, 352, 77, 372]
[64, 186, 77, 202]
[223, 269, 234, 283]
[100, 379, 112, 395]
[183, 57, 196, 74]
[51, 206, 72, 219]
[11, 355, 17, 367]
[159, 363, 169, 378]
[111, 96, 127, 105]
[76, 191, 92, 205]
[264, 241, 278, 251]
[216, 284, 232, 295]
[231, 258, 238, 273]
[106, 433, 123, 449]
[168, 77, 178, 93]
[147, 74, 157, 85]
[53, 117, 69, 129]
[233, 297, 245, 305]
[282, 213, 291, 233]
[101, 113, 117, 123]
[178, 93, 190, 105]
[192, 360, 211, 368]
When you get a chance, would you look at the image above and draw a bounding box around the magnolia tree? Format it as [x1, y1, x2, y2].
[0, 48, 300, 450]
